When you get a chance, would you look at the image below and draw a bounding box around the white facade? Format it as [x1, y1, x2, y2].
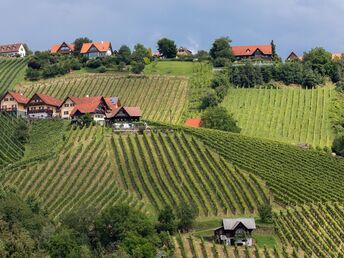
[17, 44, 26, 57]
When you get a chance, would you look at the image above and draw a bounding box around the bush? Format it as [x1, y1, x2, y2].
[332, 135, 344, 157]
[26, 67, 41, 80]
[86, 59, 102, 69]
[97, 65, 107, 73]
[335, 81, 344, 92]
[131, 62, 145, 74]
[201, 106, 241, 133]
[258, 204, 273, 223]
[213, 57, 229, 68]
[176, 202, 198, 233]
[200, 92, 219, 110]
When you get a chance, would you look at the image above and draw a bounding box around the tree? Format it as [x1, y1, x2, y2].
[176, 202, 198, 232]
[73, 37, 92, 54]
[209, 37, 233, 67]
[14, 120, 29, 144]
[332, 135, 344, 157]
[76, 113, 93, 127]
[258, 204, 273, 223]
[157, 206, 177, 234]
[200, 92, 219, 110]
[303, 47, 332, 75]
[131, 44, 148, 63]
[196, 50, 210, 61]
[201, 106, 241, 133]
[131, 61, 145, 74]
[117, 45, 132, 65]
[157, 38, 177, 58]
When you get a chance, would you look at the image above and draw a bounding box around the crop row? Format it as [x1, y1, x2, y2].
[0, 58, 27, 94]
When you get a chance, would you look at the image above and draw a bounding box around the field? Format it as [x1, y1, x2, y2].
[0, 114, 25, 167]
[144, 61, 195, 76]
[222, 87, 334, 147]
[16, 74, 188, 123]
[0, 58, 27, 94]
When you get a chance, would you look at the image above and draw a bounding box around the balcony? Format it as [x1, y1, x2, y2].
[28, 109, 53, 114]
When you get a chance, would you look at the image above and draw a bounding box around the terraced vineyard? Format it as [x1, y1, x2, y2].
[0, 58, 27, 94]
[183, 127, 344, 206]
[222, 87, 334, 147]
[173, 234, 301, 258]
[16, 74, 188, 123]
[111, 132, 269, 217]
[275, 203, 344, 257]
[0, 114, 25, 167]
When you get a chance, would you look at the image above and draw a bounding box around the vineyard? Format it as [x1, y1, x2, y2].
[274, 203, 344, 257]
[16, 74, 188, 123]
[222, 87, 334, 147]
[0, 58, 27, 94]
[0, 114, 25, 167]
[183, 127, 344, 206]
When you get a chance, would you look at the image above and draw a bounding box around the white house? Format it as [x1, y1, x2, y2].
[0, 43, 27, 57]
[80, 41, 113, 58]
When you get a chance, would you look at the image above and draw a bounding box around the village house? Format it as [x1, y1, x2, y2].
[106, 106, 142, 124]
[231, 44, 273, 60]
[214, 218, 256, 246]
[286, 51, 301, 61]
[177, 47, 192, 57]
[27, 93, 63, 119]
[332, 53, 342, 60]
[80, 41, 113, 58]
[50, 42, 75, 55]
[0, 91, 29, 118]
[0, 43, 27, 57]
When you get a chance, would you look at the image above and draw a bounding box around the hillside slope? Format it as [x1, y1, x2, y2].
[222, 87, 334, 147]
[16, 74, 188, 123]
[0, 58, 27, 94]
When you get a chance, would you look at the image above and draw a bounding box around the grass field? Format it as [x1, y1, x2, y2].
[16, 74, 188, 124]
[144, 61, 195, 76]
[0, 58, 27, 95]
[222, 87, 334, 147]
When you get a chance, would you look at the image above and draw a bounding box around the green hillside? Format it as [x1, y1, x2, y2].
[0, 58, 27, 94]
[222, 87, 334, 147]
[144, 61, 195, 76]
[0, 114, 25, 167]
[16, 74, 188, 123]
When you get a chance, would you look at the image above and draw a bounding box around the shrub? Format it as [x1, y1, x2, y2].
[86, 59, 102, 69]
[200, 92, 219, 110]
[97, 65, 107, 73]
[201, 106, 241, 133]
[131, 62, 145, 74]
[258, 204, 273, 223]
[332, 135, 344, 157]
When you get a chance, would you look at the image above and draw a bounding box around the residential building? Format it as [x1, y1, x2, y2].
[0, 43, 27, 57]
[0, 91, 29, 117]
[80, 41, 113, 58]
[106, 106, 142, 123]
[286, 51, 301, 61]
[332, 53, 342, 60]
[231, 44, 273, 60]
[27, 93, 63, 119]
[51, 42, 75, 55]
[214, 218, 256, 246]
[177, 47, 192, 57]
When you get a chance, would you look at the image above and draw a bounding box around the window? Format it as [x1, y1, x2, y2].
[64, 111, 69, 115]
[9, 98, 14, 101]
[64, 104, 69, 107]
[4, 98, 8, 101]
[1, 105, 6, 109]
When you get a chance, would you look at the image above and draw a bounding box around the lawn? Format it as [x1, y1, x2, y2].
[253, 232, 277, 249]
[144, 61, 195, 76]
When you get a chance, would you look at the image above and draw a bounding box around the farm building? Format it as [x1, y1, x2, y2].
[231, 43, 273, 60]
[0, 43, 27, 57]
[80, 41, 113, 58]
[50, 42, 75, 55]
[0, 91, 29, 118]
[214, 218, 256, 246]
[286, 51, 301, 61]
[106, 106, 142, 123]
[27, 93, 62, 119]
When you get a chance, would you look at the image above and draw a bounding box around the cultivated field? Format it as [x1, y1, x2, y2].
[222, 87, 334, 147]
[0, 58, 27, 94]
[16, 74, 188, 123]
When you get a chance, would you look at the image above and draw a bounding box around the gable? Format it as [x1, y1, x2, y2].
[58, 42, 71, 52]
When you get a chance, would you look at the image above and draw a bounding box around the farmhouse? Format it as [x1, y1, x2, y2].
[177, 47, 192, 57]
[106, 106, 142, 123]
[0, 43, 27, 57]
[332, 53, 342, 60]
[50, 42, 75, 55]
[286, 51, 301, 61]
[0, 91, 29, 118]
[214, 218, 256, 246]
[27, 93, 62, 119]
[231, 44, 272, 60]
[80, 41, 113, 58]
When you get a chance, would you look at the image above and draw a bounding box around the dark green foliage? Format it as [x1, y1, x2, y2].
[332, 135, 344, 157]
[303, 47, 332, 76]
[258, 204, 273, 223]
[14, 119, 29, 144]
[157, 206, 177, 234]
[86, 59, 102, 69]
[209, 37, 233, 67]
[196, 50, 210, 61]
[131, 62, 145, 74]
[75, 113, 94, 127]
[336, 81, 344, 92]
[117, 45, 132, 65]
[201, 106, 241, 133]
[26, 67, 41, 80]
[176, 202, 198, 232]
[73, 37, 92, 54]
[131, 43, 149, 63]
[229, 63, 263, 87]
[97, 65, 107, 73]
[200, 92, 220, 109]
[157, 38, 177, 58]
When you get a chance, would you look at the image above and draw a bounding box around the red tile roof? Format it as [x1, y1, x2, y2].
[106, 106, 142, 118]
[80, 41, 111, 54]
[231, 45, 272, 57]
[0, 43, 23, 54]
[50, 42, 75, 54]
[33, 93, 63, 107]
[70, 102, 102, 117]
[66, 96, 111, 117]
[0, 91, 29, 104]
[104, 97, 120, 110]
[185, 118, 202, 128]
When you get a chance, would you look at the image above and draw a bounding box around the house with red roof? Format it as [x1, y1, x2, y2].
[0, 43, 27, 57]
[27, 93, 63, 119]
[50, 42, 75, 55]
[0, 91, 29, 117]
[231, 43, 273, 60]
[80, 41, 113, 58]
[286, 51, 301, 62]
[106, 106, 142, 123]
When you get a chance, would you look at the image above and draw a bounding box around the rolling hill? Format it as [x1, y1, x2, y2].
[0, 58, 27, 94]
[222, 87, 334, 147]
[16, 74, 188, 123]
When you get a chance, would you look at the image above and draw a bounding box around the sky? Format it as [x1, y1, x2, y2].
[1, 0, 344, 58]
